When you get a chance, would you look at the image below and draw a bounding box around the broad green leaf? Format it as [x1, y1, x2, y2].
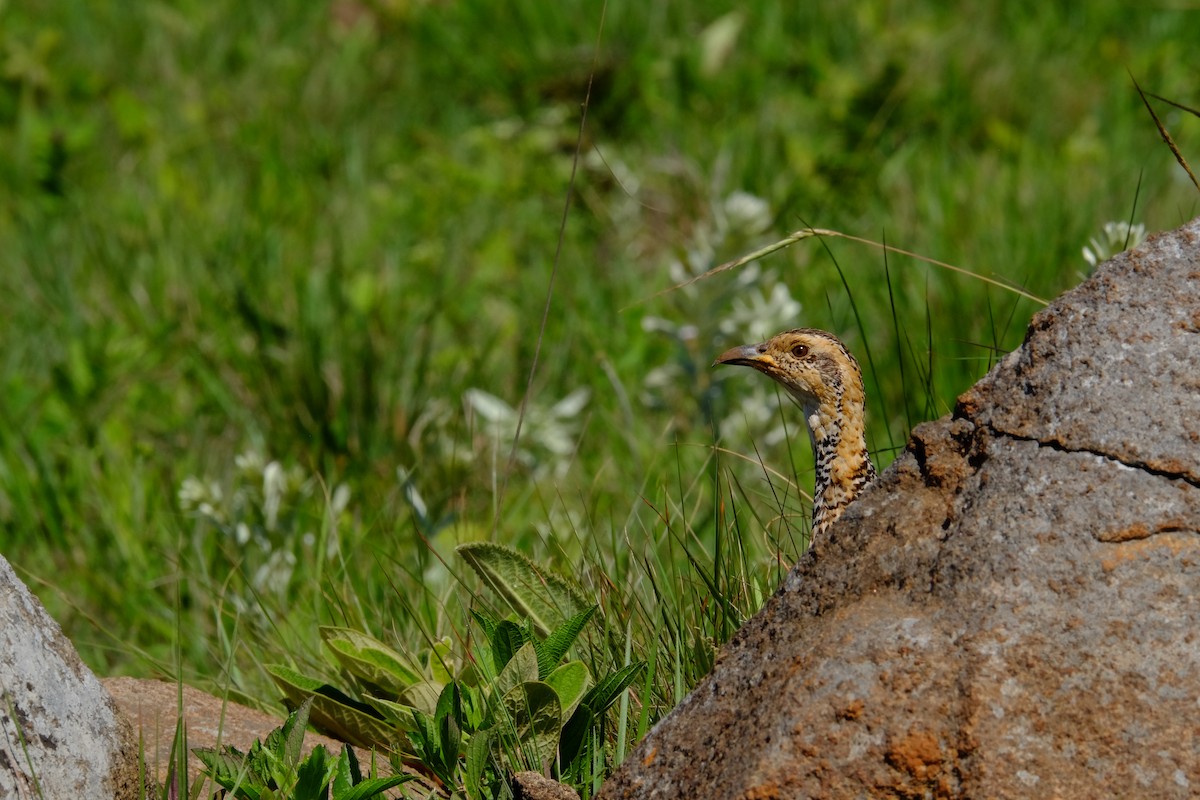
[434, 683, 463, 771]
[397, 680, 443, 716]
[464, 729, 491, 800]
[267, 665, 401, 750]
[331, 744, 356, 797]
[192, 745, 244, 780]
[410, 709, 455, 787]
[534, 606, 596, 679]
[409, 709, 435, 757]
[557, 705, 592, 768]
[280, 696, 314, 769]
[491, 620, 527, 673]
[293, 745, 331, 800]
[544, 662, 590, 722]
[582, 661, 646, 716]
[363, 696, 420, 737]
[473, 642, 497, 684]
[262, 725, 285, 767]
[334, 775, 415, 800]
[456, 542, 590, 635]
[321, 627, 423, 693]
[494, 643, 538, 700]
[427, 637, 457, 686]
[365, 681, 444, 723]
[470, 609, 499, 643]
[193, 745, 260, 797]
[461, 683, 488, 732]
[499, 681, 561, 772]
[457, 658, 483, 690]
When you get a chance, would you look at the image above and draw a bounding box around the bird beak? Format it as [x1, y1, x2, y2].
[713, 343, 771, 369]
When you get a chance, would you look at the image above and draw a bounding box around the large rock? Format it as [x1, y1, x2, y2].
[599, 216, 1200, 799]
[0, 554, 146, 798]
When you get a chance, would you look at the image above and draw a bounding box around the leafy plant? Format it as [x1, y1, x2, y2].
[264, 545, 644, 797]
[193, 697, 411, 800]
[377, 606, 644, 798]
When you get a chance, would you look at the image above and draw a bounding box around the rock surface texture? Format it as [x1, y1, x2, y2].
[512, 770, 583, 800]
[598, 216, 1200, 799]
[0, 554, 146, 799]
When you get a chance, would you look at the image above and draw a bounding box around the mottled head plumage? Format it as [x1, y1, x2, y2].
[715, 328, 876, 542]
[714, 329, 860, 416]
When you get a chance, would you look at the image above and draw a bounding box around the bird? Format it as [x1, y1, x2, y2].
[714, 328, 876, 540]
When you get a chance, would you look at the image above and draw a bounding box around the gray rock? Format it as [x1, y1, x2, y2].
[958, 219, 1200, 483]
[0, 554, 147, 799]
[598, 216, 1200, 799]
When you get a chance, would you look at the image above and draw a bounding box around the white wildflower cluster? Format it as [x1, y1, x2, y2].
[177, 450, 349, 596]
[721, 190, 772, 238]
[464, 387, 590, 479]
[639, 189, 800, 450]
[718, 270, 802, 344]
[177, 477, 224, 523]
[232, 451, 311, 537]
[1082, 221, 1146, 270]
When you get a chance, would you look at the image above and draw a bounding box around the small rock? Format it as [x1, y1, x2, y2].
[513, 770, 582, 800]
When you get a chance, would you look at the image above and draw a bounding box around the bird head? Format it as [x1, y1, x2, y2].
[713, 328, 864, 419]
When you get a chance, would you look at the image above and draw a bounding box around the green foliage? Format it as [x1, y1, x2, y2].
[457, 543, 592, 636]
[261, 547, 643, 797]
[266, 664, 399, 750]
[193, 697, 412, 800]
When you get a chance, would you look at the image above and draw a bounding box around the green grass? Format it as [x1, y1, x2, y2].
[1, 0, 1197, 793]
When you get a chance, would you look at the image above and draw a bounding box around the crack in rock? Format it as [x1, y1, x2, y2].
[976, 421, 1200, 491]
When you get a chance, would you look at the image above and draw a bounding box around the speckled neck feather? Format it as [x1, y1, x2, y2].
[803, 355, 876, 537]
[715, 328, 876, 541]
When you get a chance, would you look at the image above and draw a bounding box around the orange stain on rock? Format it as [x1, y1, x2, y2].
[1100, 532, 1200, 572]
[886, 730, 944, 779]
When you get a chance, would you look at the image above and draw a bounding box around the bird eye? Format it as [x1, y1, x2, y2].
[790, 343, 809, 358]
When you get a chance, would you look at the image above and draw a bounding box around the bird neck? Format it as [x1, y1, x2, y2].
[800, 388, 876, 538]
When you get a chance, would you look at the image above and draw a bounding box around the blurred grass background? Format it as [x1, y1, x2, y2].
[1, 0, 1197, 740]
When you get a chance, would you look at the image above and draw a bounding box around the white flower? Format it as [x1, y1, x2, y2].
[251, 548, 296, 595]
[177, 476, 207, 510]
[719, 275, 801, 342]
[550, 388, 590, 419]
[262, 461, 286, 531]
[397, 465, 429, 522]
[330, 483, 351, 518]
[234, 450, 265, 478]
[464, 387, 590, 477]
[641, 316, 680, 336]
[1082, 221, 1146, 268]
[722, 190, 771, 236]
[178, 477, 225, 523]
[464, 389, 515, 425]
